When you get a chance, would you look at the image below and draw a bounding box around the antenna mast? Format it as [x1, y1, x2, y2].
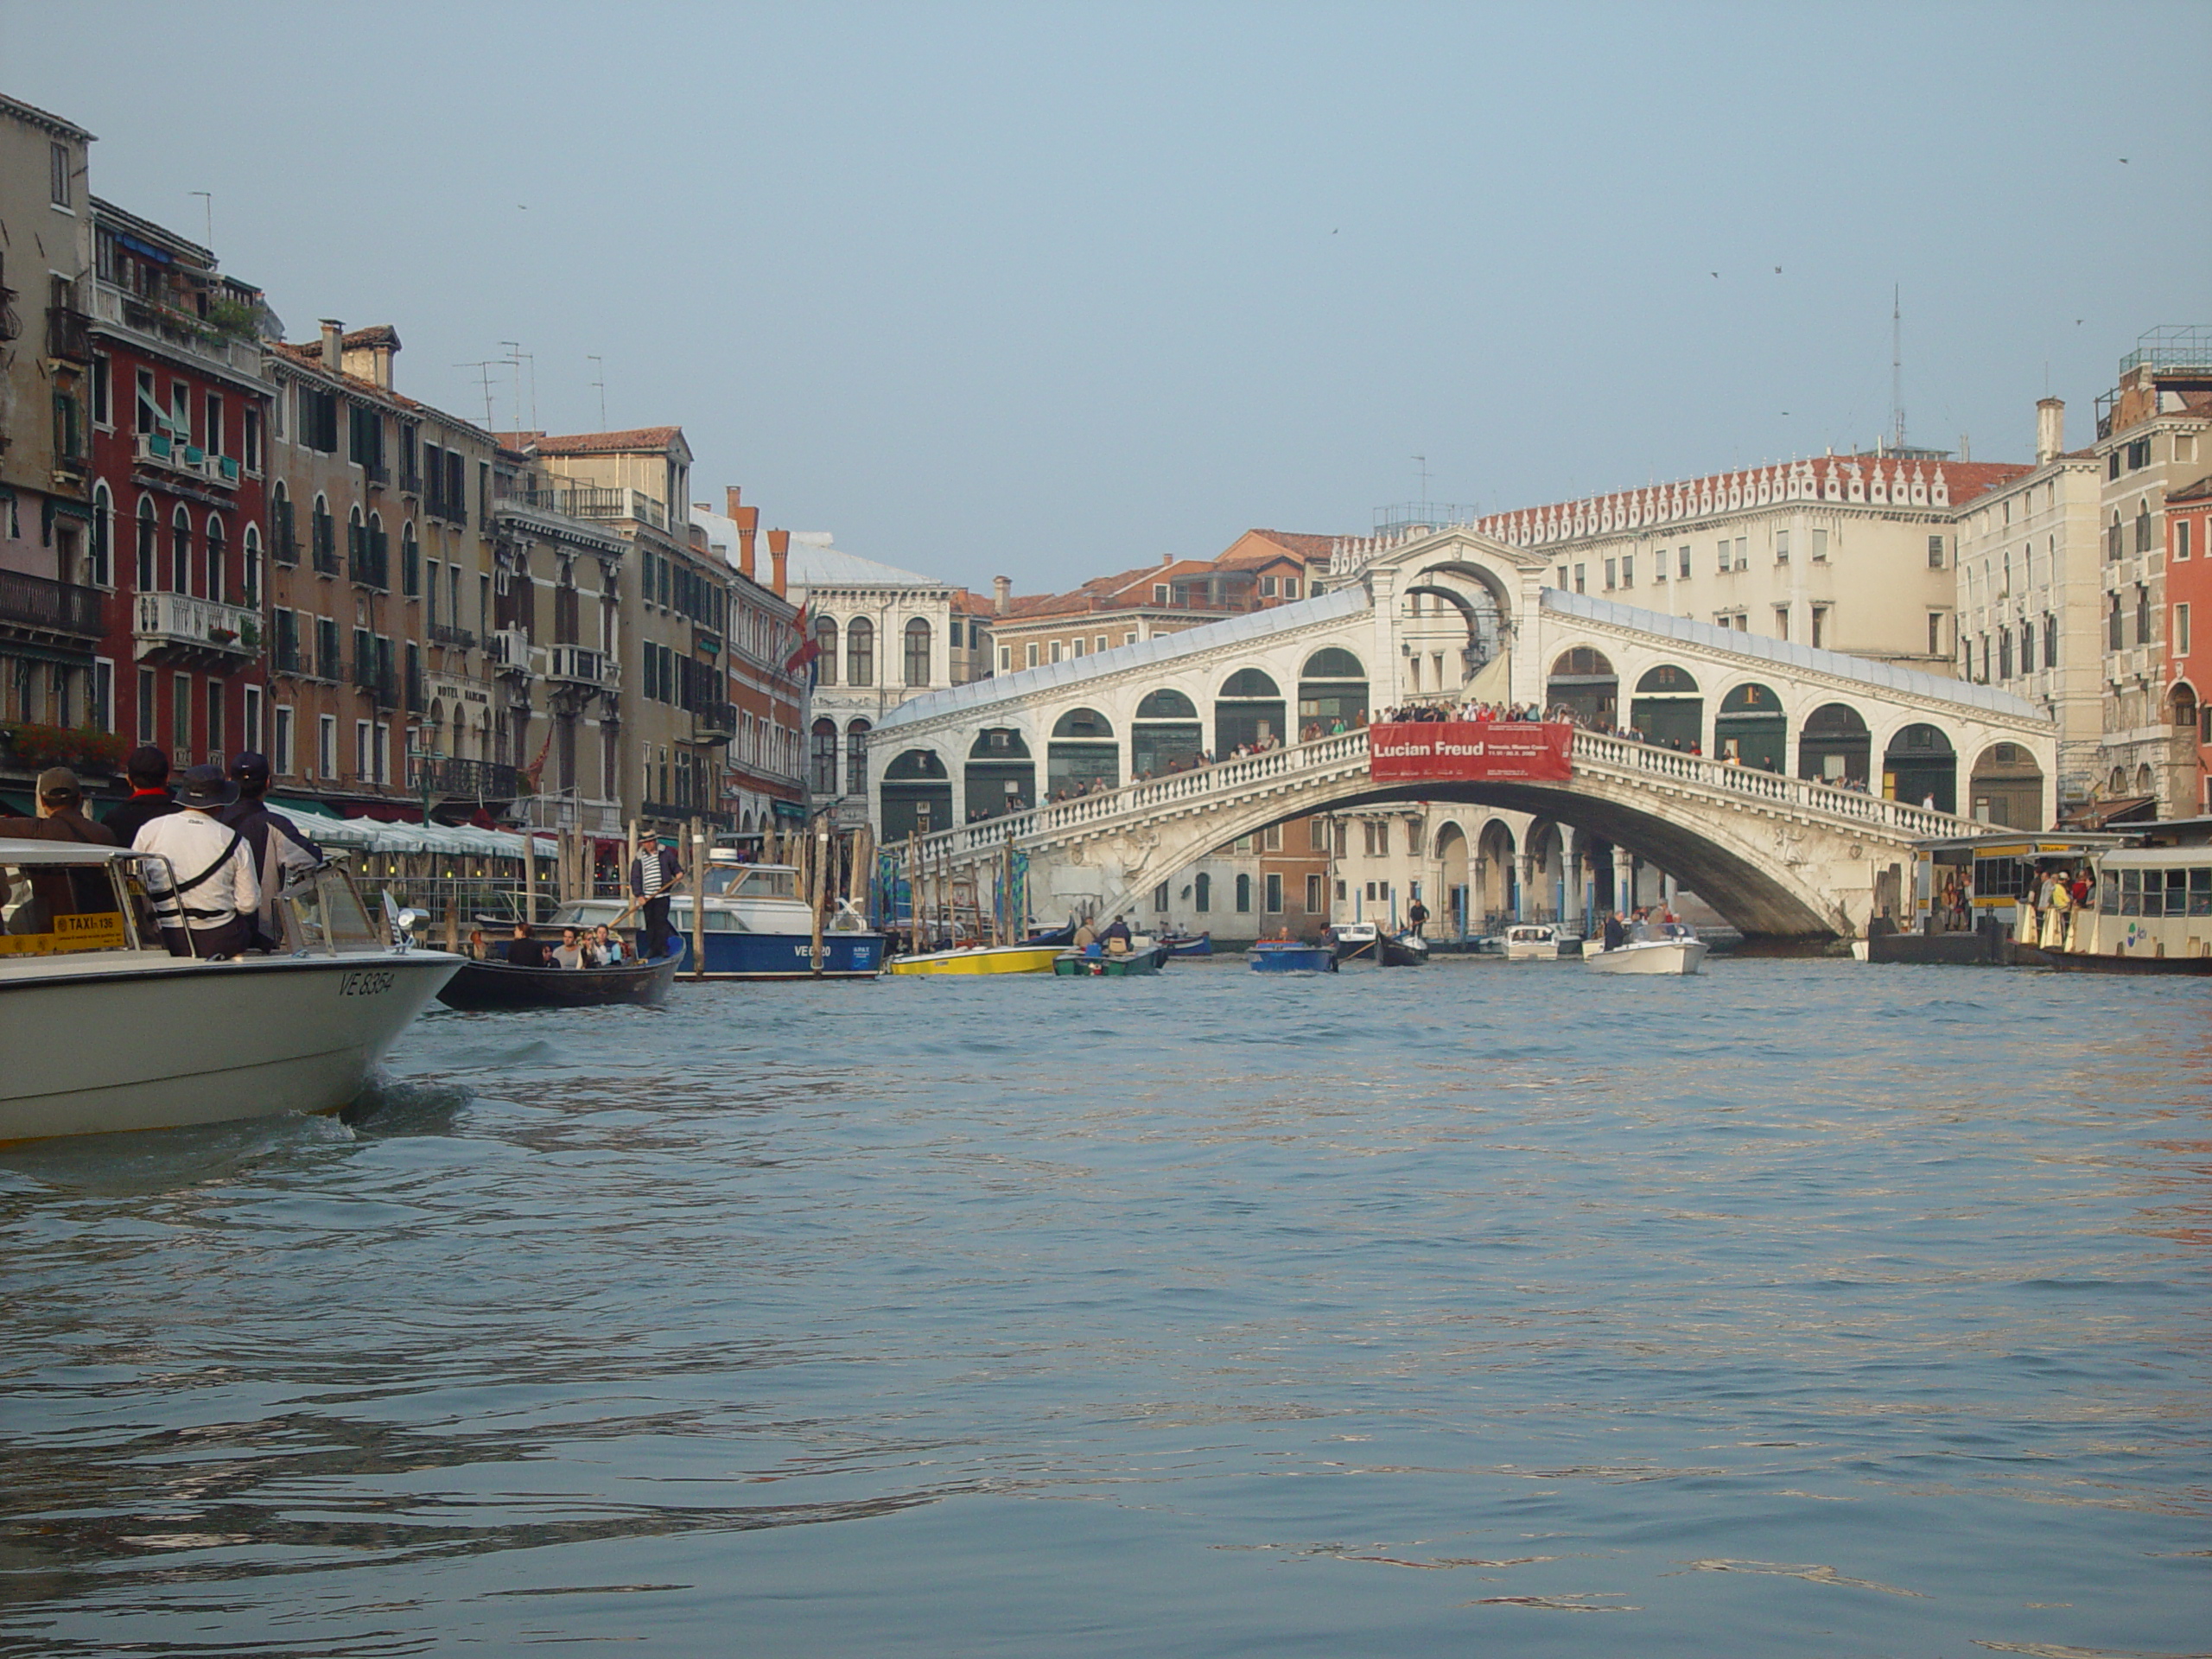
[1891, 285, 1906, 453]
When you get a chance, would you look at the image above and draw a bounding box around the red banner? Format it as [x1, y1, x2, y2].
[1369, 721, 1573, 783]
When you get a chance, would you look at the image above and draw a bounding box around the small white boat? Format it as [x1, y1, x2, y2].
[0, 838, 459, 1143]
[1584, 921, 1709, 976]
[1503, 923, 1583, 961]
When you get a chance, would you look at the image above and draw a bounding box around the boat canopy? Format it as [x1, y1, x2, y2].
[0, 837, 138, 866]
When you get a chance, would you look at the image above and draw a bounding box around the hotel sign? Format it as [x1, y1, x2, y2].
[1369, 721, 1573, 783]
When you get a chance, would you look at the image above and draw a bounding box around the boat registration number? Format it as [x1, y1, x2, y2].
[339, 969, 397, 997]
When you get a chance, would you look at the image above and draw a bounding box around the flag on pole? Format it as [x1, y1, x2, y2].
[785, 603, 822, 683]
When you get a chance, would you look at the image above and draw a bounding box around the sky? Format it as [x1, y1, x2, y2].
[5, 1, 2208, 594]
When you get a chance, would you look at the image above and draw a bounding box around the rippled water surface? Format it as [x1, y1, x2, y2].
[3, 958, 2209, 1656]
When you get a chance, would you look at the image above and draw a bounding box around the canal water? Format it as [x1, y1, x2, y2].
[3, 960, 2208, 1656]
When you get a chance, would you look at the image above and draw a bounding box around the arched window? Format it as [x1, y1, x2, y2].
[89, 482, 112, 588]
[2136, 500, 2153, 554]
[1193, 872, 1211, 912]
[242, 524, 263, 609]
[170, 505, 193, 594]
[271, 481, 296, 566]
[1235, 873, 1252, 912]
[1217, 668, 1286, 754]
[846, 616, 874, 687]
[845, 718, 871, 798]
[135, 497, 157, 590]
[810, 717, 838, 795]
[205, 515, 227, 605]
[904, 618, 931, 687]
[1136, 689, 1198, 720]
[814, 614, 839, 686]
[1048, 708, 1118, 796]
[312, 493, 333, 573]
[400, 521, 419, 597]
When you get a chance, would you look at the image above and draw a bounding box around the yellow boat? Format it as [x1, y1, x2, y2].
[886, 944, 1062, 976]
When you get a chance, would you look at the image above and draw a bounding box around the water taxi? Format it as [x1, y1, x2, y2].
[1585, 922, 1708, 976]
[1503, 923, 1582, 961]
[1, 839, 458, 1142]
[549, 853, 884, 980]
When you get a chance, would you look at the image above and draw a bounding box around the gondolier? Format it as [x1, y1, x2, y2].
[130, 765, 260, 958]
[630, 835, 682, 959]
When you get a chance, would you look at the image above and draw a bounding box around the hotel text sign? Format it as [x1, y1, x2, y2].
[1369, 721, 1573, 784]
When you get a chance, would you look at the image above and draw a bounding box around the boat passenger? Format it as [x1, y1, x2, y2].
[504, 923, 552, 969]
[99, 746, 181, 845]
[131, 765, 260, 959]
[594, 924, 625, 964]
[0, 767, 121, 927]
[219, 752, 325, 950]
[1072, 918, 1097, 950]
[553, 927, 594, 969]
[1101, 914, 1132, 953]
[1601, 911, 1625, 952]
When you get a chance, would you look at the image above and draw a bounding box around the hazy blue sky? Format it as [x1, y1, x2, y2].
[5, 2, 2207, 592]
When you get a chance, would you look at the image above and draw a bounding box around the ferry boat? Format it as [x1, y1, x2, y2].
[2034, 843, 2211, 972]
[549, 854, 884, 980]
[1503, 923, 1582, 961]
[1585, 921, 1708, 976]
[0, 838, 459, 1142]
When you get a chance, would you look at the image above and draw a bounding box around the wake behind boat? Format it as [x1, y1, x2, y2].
[0, 839, 457, 1142]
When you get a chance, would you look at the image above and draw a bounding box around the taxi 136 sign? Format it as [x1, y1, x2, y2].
[1369, 721, 1573, 783]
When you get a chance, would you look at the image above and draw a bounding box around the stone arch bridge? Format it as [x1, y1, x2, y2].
[868, 527, 2056, 939]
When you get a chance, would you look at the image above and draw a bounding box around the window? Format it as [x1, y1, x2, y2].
[401, 524, 419, 597]
[1308, 817, 1329, 851]
[2138, 583, 2152, 646]
[998, 644, 1012, 671]
[274, 704, 294, 775]
[1811, 528, 1827, 562]
[172, 673, 192, 760]
[1604, 558, 1617, 590]
[1261, 575, 1277, 598]
[1262, 823, 1282, 852]
[1573, 563, 1586, 594]
[845, 720, 870, 797]
[1557, 564, 1569, 588]
[1928, 535, 1945, 569]
[90, 354, 110, 427]
[49, 139, 78, 209]
[1716, 540, 1731, 574]
[2178, 603, 2192, 658]
[1306, 874, 1324, 912]
[170, 506, 192, 594]
[1811, 605, 1828, 650]
[92, 658, 112, 734]
[205, 516, 226, 604]
[1284, 578, 1300, 599]
[843, 616, 874, 686]
[207, 681, 226, 765]
[1773, 607, 1789, 642]
[1733, 537, 1747, 569]
[1264, 873, 1284, 913]
[1026, 642, 1039, 669]
[2108, 593, 2124, 651]
[317, 714, 336, 780]
[810, 719, 837, 794]
[1194, 873, 1211, 912]
[1049, 641, 1064, 664]
[243, 404, 261, 473]
[1621, 554, 1634, 588]
[206, 393, 224, 458]
[298, 386, 339, 453]
[2126, 437, 2152, 472]
[2177, 518, 2191, 560]
[2136, 501, 2154, 555]
[137, 667, 155, 743]
[1153, 583, 1168, 604]
[2044, 613, 2059, 669]
[1775, 529, 1789, 563]
[1235, 874, 1252, 912]
[903, 619, 931, 686]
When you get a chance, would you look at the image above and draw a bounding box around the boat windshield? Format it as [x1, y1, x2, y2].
[0, 853, 139, 957]
[284, 864, 384, 955]
[702, 866, 799, 899]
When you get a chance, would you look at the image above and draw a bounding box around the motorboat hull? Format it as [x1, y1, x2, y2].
[1248, 943, 1337, 974]
[435, 950, 682, 1011]
[887, 944, 1061, 976]
[0, 951, 460, 1143]
[1585, 939, 1710, 976]
[679, 930, 886, 980]
[1160, 932, 1212, 958]
[1052, 950, 1162, 976]
[1503, 932, 1582, 961]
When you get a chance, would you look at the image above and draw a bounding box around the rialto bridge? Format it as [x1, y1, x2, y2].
[865, 527, 2056, 940]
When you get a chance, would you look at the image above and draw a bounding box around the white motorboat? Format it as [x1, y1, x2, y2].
[550, 851, 884, 979]
[1, 838, 459, 1143]
[1584, 921, 1710, 976]
[1503, 923, 1583, 961]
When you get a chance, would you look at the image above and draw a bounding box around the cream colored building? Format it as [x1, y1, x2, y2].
[1952, 399, 2104, 819]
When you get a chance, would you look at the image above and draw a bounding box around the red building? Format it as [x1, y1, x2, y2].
[2165, 474, 2211, 816]
[85, 199, 271, 785]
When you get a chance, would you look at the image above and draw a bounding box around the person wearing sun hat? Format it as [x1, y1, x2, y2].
[130, 764, 260, 958]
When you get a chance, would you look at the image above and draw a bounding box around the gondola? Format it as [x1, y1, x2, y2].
[1380, 930, 1430, 967]
[435, 948, 684, 1011]
[1157, 929, 1212, 958]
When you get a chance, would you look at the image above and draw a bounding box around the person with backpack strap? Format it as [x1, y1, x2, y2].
[130, 765, 261, 959]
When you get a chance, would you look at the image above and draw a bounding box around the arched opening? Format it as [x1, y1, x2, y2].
[1193, 871, 1211, 913]
[1968, 741, 2044, 828]
[813, 615, 839, 686]
[881, 748, 952, 841]
[1628, 664, 1702, 750]
[1132, 688, 1204, 777]
[171, 505, 194, 594]
[846, 617, 874, 687]
[205, 515, 227, 605]
[1545, 647, 1617, 728]
[1715, 682, 1786, 770]
[2134, 762, 2155, 796]
[1883, 722, 1956, 814]
[1235, 872, 1252, 913]
[965, 727, 1034, 819]
[2170, 680, 2200, 743]
[1216, 667, 1285, 754]
[1297, 648, 1368, 738]
[809, 717, 838, 796]
[1047, 708, 1118, 798]
[1524, 821, 1566, 923]
[1798, 702, 1871, 788]
[844, 718, 871, 798]
[1434, 820, 1470, 938]
[1406, 563, 1510, 677]
[135, 497, 157, 590]
[1477, 819, 1516, 926]
[904, 618, 931, 687]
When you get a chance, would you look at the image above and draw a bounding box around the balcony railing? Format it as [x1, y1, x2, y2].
[487, 628, 533, 674]
[505, 484, 628, 519]
[641, 801, 731, 830]
[271, 634, 302, 676]
[46, 305, 92, 362]
[0, 569, 105, 637]
[690, 699, 738, 741]
[566, 486, 667, 531]
[413, 757, 520, 801]
[92, 284, 263, 376]
[133, 592, 259, 661]
[348, 541, 389, 591]
[353, 658, 399, 707]
[429, 623, 477, 649]
[312, 525, 340, 575]
[545, 644, 613, 687]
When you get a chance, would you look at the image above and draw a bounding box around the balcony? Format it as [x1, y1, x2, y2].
[487, 628, 533, 676]
[353, 658, 399, 709]
[134, 592, 259, 666]
[348, 541, 389, 591]
[567, 486, 668, 531]
[413, 757, 519, 802]
[429, 622, 478, 649]
[690, 699, 738, 742]
[545, 644, 614, 689]
[312, 532, 341, 577]
[399, 465, 424, 496]
[46, 305, 92, 363]
[0, 569, 105, 639]
[91, 283, 263, 377]
[642, 801, 731, 830]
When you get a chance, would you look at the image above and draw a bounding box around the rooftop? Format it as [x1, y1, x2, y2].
[687, 510, 945, 589]
[518, 426, 686, 456]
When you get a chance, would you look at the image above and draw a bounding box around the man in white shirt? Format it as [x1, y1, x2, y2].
[132, 765, 261, 958]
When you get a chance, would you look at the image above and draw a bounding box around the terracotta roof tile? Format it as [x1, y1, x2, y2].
[525, 426, 684, 455]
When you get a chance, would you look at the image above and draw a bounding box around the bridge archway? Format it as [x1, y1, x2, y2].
[1799, 702, 1871, 788]
[1132, 689, 1204, 778]
[1048, 709, 1118, 798]
[1407, 559, 1514, 673]
[882, 747, 952, 840]
[1216, 668, 1285, 753]
[1434, 817, 1471, 936]
[1297, 648, 1368, 737]
[1884, 723, 1956, 814]
[1715, 682, 1786, 770]
[1629, 664, 1702, 751]
[966, 727, 1033, 821]
[1477, 817, 1516, 926]
[1547, 648, 1617, 728]
[1968, 742, 2044, 827]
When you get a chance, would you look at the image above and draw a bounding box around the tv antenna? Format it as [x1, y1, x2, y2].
[499, 341, 537, 434]
[1891, 285, 1906, 453]
[454, 360, 499, 430]
[188, 191, 213, 250]
[588, 355, 607, 428]
[1413, 454, 1431, 504]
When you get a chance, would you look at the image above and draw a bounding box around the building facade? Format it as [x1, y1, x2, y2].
[2164, 474, 2210, 816]
[0, 93, 102, 804]
[2091, 333, 2212, 817]
[86, 199, 270, 794]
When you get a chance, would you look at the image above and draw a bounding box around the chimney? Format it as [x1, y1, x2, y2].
[767, 528, 790, 598]
[319, 319, 343, 373]
[735, 505, 760, 580]
[2036, 397, 2065, 466]
[992, 575, 1011, 614]
[724, 485, 742, 519]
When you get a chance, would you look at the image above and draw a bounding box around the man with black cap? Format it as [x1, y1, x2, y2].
[101, 745, 182, 845]
[219, 751, 324, 948]
[131, 764, 259, 958]
[0, 767, 120, 925]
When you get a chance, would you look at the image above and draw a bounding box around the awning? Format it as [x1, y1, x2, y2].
[2060, 796, 2158, 830]
[772, 799, 808, 822]
[269, 795, 341, 818]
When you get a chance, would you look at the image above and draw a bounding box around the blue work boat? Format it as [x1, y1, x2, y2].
[550, 855, 885, 980]
[1247, 940, 1337, 974]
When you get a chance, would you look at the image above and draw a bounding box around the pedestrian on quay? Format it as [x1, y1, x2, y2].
[131, 765, 259, 959]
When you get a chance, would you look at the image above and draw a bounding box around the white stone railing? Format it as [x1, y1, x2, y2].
[887, 725, 1981, 874]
